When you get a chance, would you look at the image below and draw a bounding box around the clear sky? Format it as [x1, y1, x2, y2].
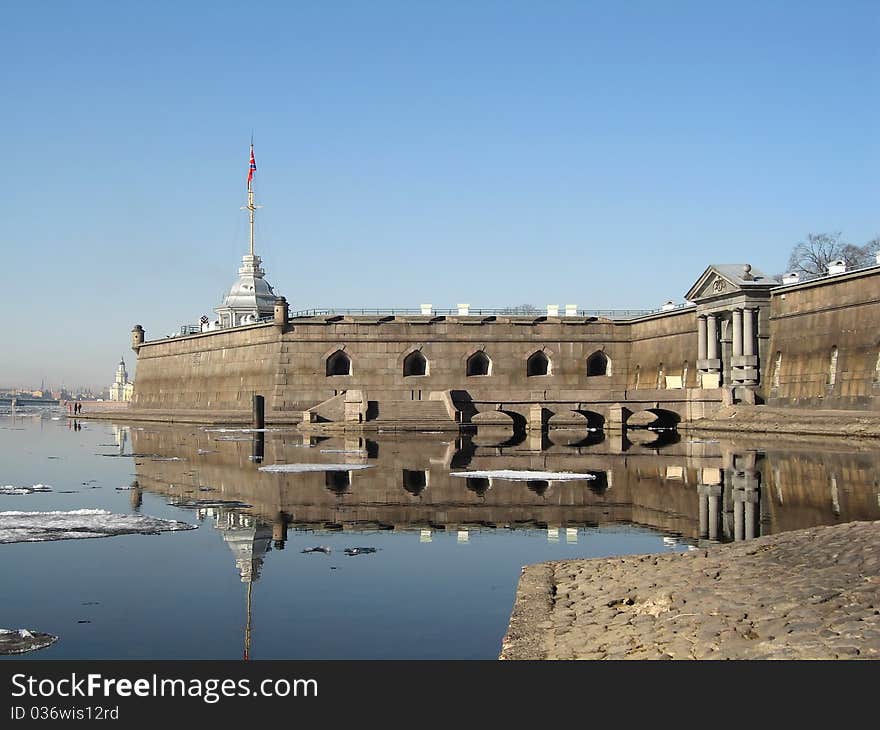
[2, 1, 877, 390]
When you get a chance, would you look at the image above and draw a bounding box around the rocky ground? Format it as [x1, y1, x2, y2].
[500, 520, 880, 660]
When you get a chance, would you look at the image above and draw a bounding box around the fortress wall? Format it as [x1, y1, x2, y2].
[273, 317, 632, 415]
[131, 324, 280, 412]
[626, 309, 699, 390]
[766, 268, 880, 409]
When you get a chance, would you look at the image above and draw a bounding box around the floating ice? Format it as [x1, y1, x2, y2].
[449, 469, 596, 481]
[319, 449, 367, 455]
[0, 628, 58, 655]
[259, 463, 374, 473]
[0, 509, 197, 544]
[0, 484, 53, 496]
[197, 449, 217, 454]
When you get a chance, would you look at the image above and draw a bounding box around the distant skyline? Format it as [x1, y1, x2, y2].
[2, 1, 877, 388]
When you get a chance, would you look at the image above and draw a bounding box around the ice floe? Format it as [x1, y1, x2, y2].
[0, 629, 58, 655]
[449, 469, 596, 481]
[258, 463, 375, 473]
[0, 509, 197, 544]
[0, 484, 53, 496]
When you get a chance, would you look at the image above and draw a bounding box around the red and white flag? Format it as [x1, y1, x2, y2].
[247, 144, 256, 189]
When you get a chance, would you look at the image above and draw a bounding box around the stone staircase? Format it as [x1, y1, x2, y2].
[369, 399, 458, 431]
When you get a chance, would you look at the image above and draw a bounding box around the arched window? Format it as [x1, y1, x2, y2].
[657, 362, 665, 389]
[586, 351, 610, 377]
[773, 352, 782, 388]
[467, 351, 491, 376]
[827, 346, 838, 387]
[682, 361, 689, 388]
[326, 350, 351, 376]
[527, 351, 550, 377]
[403, 350, 428, 377]
[874, 350, 880, 384]
[634, 365, 641, 389]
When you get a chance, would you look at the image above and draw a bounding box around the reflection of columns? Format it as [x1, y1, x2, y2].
[698, 316, 707, 361]
[732, 309, 743, 358]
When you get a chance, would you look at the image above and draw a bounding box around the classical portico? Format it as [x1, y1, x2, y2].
[686, 264, 779, 403]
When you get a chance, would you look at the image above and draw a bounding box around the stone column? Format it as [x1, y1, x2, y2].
[697, 316, 707, 361]
[707, 315, 718, 361]
[732, 309, 743, 358]
[743, 308, 756, 357]
[743, 308, 757, 385]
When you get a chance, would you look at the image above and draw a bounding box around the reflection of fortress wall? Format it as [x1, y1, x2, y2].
[130, 427, 713, 537]
[130, 427, 880, 542]
[767, 268, 880, 410]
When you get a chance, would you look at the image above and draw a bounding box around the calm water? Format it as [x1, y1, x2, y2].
[2, 406, 879, 659]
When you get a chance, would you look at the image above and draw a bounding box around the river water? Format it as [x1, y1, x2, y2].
[2, 406, 878, 659]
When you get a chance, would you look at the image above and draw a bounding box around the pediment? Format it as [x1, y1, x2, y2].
[686, 268, 741, 301]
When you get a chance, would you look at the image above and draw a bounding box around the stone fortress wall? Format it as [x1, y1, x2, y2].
[128, 262, 880, 427]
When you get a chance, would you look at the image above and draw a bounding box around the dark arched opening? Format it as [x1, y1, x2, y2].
[403, 350, 427, 377]
[586, 351, 609, 377]
[326, 350, 351, 376]
[467, 351, 491, 376]
[527, 351, 550, 377]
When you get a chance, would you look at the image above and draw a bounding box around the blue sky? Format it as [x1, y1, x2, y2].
[2, 1, 877, 389]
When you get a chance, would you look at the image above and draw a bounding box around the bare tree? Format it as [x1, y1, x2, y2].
[787, 232, 876, 279]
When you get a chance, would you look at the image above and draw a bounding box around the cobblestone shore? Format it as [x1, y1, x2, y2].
[500, 520, 880, 660]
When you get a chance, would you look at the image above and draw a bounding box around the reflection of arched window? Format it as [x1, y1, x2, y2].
[325, 470, 351, 494]
[657, 362, 664, 389]
[403, 350, 427, 376]
[634, 365, 641, 389]
[874, 350, 880, 384]
[586, 351, 610, 377]
[467, 351, 491, 376]
[465, 477, 490, 497]
[326, 350, 352, 376]
[402, 469, 428, 496]
[527, 351, 550, 377]
[827, 346, 838, 387]
[527, 480, 549, 496]
[682, 361, 689, 388]
[773, 352, 782, 388]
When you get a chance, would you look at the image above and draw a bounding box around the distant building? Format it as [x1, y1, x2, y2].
[109, 357, 134, 402]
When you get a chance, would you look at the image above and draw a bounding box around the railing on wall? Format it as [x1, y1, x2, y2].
[288, 304, 694, 319]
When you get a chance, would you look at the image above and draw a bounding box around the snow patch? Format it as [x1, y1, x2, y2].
[0, 509, 197, 544]
[0, 628, 58, 655]
[258, 463, 374, 473]
[449, 469, 597, 481]
[0, 484, 53, 496]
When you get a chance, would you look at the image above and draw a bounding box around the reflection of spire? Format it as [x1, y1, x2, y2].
[244, 580, 253, 661]
[213, 509, 271, 661]
[214, 510, 272, 582]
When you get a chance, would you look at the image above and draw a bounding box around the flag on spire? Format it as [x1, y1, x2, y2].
[247, 144, 256, 189]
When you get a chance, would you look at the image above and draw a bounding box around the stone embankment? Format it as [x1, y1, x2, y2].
[500, 520, 880, 660]
[685, 405, 880, 439]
